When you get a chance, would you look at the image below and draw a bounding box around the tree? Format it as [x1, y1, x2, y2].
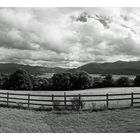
[52, 71, 93, 90]
[52, 72, 73, 90]
[92, 77, 104, 88]
[134, 75, 140, 86]
[5, 69, 33, 90]
[0, 73, 9, 89]
[32, 76, 53, 90]
[116, 77, 130, 87]
[71, 71, 93, 90]
[103, 75, 114, 87]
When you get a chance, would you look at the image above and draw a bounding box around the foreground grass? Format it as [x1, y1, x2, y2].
[0, 107, 140, 132]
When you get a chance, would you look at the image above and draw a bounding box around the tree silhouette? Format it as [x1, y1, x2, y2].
[6, 68, 33, 90]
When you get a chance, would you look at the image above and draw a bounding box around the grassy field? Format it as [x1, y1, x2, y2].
[0, 107, 140, 132]
[1, 87, 140, 109]
[1, 87, 140, 95]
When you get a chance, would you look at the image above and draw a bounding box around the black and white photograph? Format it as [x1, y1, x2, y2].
[1, 5, 140, 134]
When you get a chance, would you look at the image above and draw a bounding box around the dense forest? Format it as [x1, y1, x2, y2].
[0, 68, 140, 91]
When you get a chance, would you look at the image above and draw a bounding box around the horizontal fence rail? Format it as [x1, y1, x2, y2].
[0, 92, 140, 110]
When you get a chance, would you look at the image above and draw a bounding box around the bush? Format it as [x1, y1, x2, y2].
[53, 100, 62, 111]
[102, 75, 115, 87]
[70, 96, 85, 111]
[98, 104, 107, 111]
[134, 75, 140, 86]
[115, 77, 130, 87]
[0, 73, 10, 89]
[91, 103, 97, 112]
[16, 102, 24, 109]
[92, 77, 104, 88]
[38, 105, 52, 111]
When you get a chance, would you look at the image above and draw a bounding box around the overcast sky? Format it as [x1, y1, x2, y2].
[0, 7, 140, 68]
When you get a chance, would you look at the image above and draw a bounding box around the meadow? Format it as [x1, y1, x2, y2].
[0, 85, 140, 132]
[0, 87, 140, 109]
[0, 107, 140, 132]
[1, 87, 140, 95]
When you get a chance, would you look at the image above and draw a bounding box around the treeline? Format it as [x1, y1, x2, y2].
[0, 68, 140, 91]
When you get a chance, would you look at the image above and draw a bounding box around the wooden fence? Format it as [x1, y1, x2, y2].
[0, 92, 140, 110]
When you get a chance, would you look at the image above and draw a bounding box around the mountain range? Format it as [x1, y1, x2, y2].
[77, 61, 140, 75]
[1, 61, 140, 75]
[0, 63, 68, 75]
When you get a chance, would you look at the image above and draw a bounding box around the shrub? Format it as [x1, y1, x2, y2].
[70, 96, 85, 111]
[0, 73, 10, 89]
[92, 77, 104, 88]
[98, 104, 107, 111]
[102, 75, 115, 87]
[91, 103, 97, 112]
[90, 103, 107, 111]
[115, 77, 130, 87]
[129, 79, 134, 86]
[134, 75, 140, 86]
[38, 105, 52, 111]
[16, 102, 24, 109]
[53, 100, 62, 111]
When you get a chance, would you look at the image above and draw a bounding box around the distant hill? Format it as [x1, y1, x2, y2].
[0, 63, 67, 75]
[77, 61, 140, 75]
[1, 61, 140, 75]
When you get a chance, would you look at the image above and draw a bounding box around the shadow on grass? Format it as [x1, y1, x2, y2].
[0, 103, 140, 114]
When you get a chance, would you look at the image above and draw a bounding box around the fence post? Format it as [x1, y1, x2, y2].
[28, 94, 30, 109]
[64, 92, 66, 109]
[131, 92, 133, 107]
[106, 93, 109, 109]
[7, 92, 9, 106]
[79, 94, 81, 109]
[52, 94, 54, 109]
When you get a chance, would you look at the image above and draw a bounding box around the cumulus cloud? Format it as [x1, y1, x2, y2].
[0, 7, 140, 68]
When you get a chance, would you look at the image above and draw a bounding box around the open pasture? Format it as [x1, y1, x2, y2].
[0, 107, 140, 132]
[0, 87, 140, 109]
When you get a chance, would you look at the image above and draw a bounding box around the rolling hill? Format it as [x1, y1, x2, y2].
[77, 61, 140, 75]
[0, 63, 67, 75]
[1, 60, 140, 75]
